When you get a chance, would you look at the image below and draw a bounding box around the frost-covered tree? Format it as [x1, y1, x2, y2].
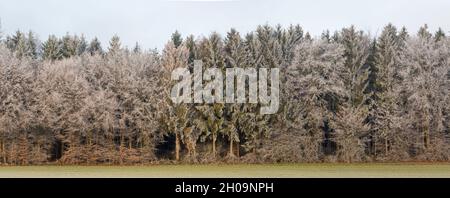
[133, 42, 142, 54]
[161, 41, 191, 161]
[171, 30, 183, 48]
[365, 24, 409, 159]
[184, 35, 197, 65]
[277, 24, 304, 65]
[60, 33, 79, 58]
[108, 35, 122, 56]
[398, 27, 450, 160]
[42, 35, 62, 61]
[0, 45, 36, 164]
[88, 37, 103, 56]
[255, 25, 282, 69]
[285, 38, 346, 161]
[333, 106, 370, 162]
[5, 31, 25, 53]
[193, 32, 226, 159]
[0, 24, 448, 164]
[337, 26, 371, 108]
[6, 31, 39, 59]
[434, 28, 446, 42]
[26, 31, 39, 59]
[223, 28, 245, 157]
[77, 35, 87, 56]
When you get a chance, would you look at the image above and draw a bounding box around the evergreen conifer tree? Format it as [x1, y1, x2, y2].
[42, 35, 62, 61]
[171, 30, 183, 48]
[88, 37, 103, 55]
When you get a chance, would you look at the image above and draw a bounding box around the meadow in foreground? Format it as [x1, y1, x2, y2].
[0, 164, 449, 178]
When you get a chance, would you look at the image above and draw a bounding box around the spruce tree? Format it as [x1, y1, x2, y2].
[161, 41, 191, 160]
[255, 25, 282, 68]
[193, 32, 226, 158]
[369, 24, 406, 158]
[108, 35, 121, 55]
[321, 30, 331, 43]
[338, 25, 370, 108]
[280, 24, 303, 64]
[87, 37, 103, 55]
[434, 28, 446, 42]
[61, 33, 76, 58]
[223, 28, 246, 157]
[5, 31, 22, 51]
[132, 42, 141, 54]
[42, 35, 62, 61]
[26, 31, 38, 59]
[418, 24, 432, 40]
[171, 30, 183, 48]
[184, 35, 197, 65]
[16, 33, 29, 58]
[77, 35, 87, 55]
[6, 31, 28, 58]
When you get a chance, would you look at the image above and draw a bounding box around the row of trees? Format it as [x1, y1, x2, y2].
[0, 24, 448, 165]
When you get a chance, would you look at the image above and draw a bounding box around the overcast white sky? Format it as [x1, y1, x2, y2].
[1, 0, 449, 50]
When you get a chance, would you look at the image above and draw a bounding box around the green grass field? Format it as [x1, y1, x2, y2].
[0, 163, 449, 178]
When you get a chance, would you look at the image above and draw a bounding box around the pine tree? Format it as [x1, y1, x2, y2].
[6, 31, 28, 58]
[338, 25, 371, 108]
[418, 24, 432, 40]
[108, 35, 121, 55]
[323, 26, 372, 161]
[171, 30, 183, 48]
[223, 28, 246, 157]
[370, 24, 403, 158]
[26, 31, 38, 59]
[236, 31, 275, 156]
[224, 28, 246, 67]
[304, 32, 312, 41]
[185, 35, 197, 65]
[255, 25, 282, 68]
[5, 31, 22, 51]
[321, 30, 331, 42]
[364, 39, 378, 95]
[132, 42, 141, 54]
[88, 37, 103, 55]
[42, 35, 62, 61]
[279, 24, 303, 64]
[363, 39, 378, 155]
[161, 41, 190, 161]
[434, 28, 446, 42]
[193, 32, 226, 158]
[61, 33, 78, 58]
[77, 35, 87, 55]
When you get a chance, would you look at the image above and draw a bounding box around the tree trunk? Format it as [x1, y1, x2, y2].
[175, 133, 180, 161]
[212, 135, 216, 158]
[0, 139, 4, 163]
[229, 136, 234, 156]
[373, 138, 376, 156]
[236, 143, 240, 157]
[61, 141, 65, 161]
[423, 117, 430, 149]
[385, 138, 388, 155]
